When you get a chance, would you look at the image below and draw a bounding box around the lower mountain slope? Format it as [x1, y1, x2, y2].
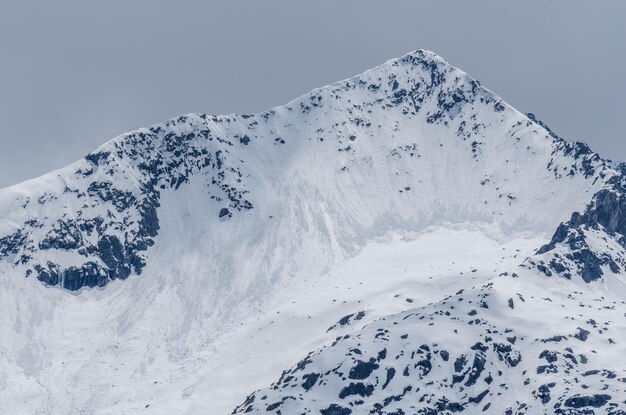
[233, 267, 626, 415]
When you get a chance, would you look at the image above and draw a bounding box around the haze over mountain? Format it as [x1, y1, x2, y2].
[0, 50, 625, 414]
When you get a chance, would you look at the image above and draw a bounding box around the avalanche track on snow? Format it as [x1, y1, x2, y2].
[0, 50, 625, 414]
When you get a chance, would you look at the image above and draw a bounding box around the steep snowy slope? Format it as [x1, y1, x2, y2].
[0, 50, 624, 414]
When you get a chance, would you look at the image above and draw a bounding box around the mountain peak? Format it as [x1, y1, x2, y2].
[0, 50, 617, 293]
[3, 50, 626, 415]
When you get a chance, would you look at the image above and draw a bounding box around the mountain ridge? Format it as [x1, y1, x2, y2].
[0, 49, 617, 291]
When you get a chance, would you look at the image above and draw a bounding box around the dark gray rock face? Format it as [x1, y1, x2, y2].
[0, 114, 254, 291]
[30, 178, 162, 290]
[34, 261, 110, 290]
[219, 208, 231, 218]
[535, 187, 626, 283]
[320, 404, 352, 415]
[0, 230, 27, 258]
[563, 394, 611, 408]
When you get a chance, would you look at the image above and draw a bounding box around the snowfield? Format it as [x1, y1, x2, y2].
[0, 50, 625, 414]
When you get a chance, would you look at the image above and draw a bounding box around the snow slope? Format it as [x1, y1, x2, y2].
[0, 50, 625, 414]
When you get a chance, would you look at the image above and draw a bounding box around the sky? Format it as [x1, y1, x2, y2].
[0, 1, 624, 188]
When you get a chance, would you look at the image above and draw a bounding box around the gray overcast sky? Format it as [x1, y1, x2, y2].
[0, 1, 624, 188]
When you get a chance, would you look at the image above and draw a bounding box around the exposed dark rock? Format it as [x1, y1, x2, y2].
[321, 403, 352, 415]
[537, 187, 626, 283]
[574, 328, 590, 342]
[564, 394, 611, 408]
[301, 373, 319, 391]
[382, 368, 395, 390]
[87, 182, 137, 212]
[61, 262, 110, 290]
[39, 220, 83, 251]
[349, 358, 379, 380]
[0, 230, 27, 259]
[534, 384, 552, 404]
[338, 382, 374, 399]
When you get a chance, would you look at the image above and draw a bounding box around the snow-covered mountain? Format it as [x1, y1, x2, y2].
[1, 50, 625, 414]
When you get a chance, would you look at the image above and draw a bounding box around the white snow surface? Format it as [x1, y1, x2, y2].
[0, 50, 623, 414]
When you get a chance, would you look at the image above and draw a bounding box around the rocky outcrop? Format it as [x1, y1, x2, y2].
[533, 186, 626, 282]
[232, 280, 626, 415]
